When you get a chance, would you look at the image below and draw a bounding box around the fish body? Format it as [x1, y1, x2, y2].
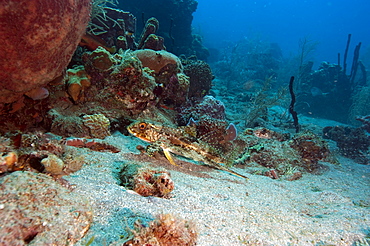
[127, 121, 248, 179]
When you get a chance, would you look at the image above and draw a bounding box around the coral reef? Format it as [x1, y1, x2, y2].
[0, 0, 91, 105]
[120, 0, 203, 58]
[295, 36, 367, 124]
[0, 171, 92, 245]
[0, 45, 192, 138]
[120, 164, 174, 197]
[323, 125, 370, 164]
[0, 8, 202, 137]
[356, 115, 370, 133]
[124, 213, 197, 246]
[182, 57, 214, 98]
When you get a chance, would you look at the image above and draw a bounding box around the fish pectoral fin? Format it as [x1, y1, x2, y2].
[214, 163, 249, 180]
[163, 148, 178, 166]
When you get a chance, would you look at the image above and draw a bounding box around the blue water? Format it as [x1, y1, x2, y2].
[193, 0, 370, 65]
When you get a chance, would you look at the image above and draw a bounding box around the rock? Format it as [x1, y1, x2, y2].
[0, 171, 92, 245]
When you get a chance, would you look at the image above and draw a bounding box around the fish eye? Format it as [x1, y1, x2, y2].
[139, 122, 147, 130]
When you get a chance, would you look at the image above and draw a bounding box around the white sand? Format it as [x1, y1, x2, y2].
[68, 127, 370, 246]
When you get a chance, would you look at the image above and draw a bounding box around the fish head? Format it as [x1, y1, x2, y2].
[127, 121, 162, 143]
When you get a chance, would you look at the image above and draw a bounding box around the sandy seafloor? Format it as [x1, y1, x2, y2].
[69, 113, 370, 246]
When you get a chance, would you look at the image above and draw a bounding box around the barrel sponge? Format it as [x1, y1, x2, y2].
[0, 0, 91, 104]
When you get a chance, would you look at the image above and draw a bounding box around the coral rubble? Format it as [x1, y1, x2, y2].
[0, 132, 87, 176]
